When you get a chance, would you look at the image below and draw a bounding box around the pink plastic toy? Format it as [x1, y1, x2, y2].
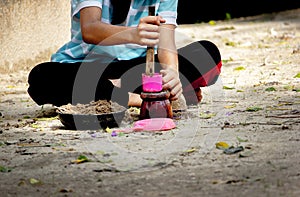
[113, 118, 176, 133]
[133, 118, 176, 131]
[142, 73, 163, 92]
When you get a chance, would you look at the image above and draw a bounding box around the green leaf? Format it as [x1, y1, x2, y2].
[234, 66, 246, 71]
[265, 87, 276, 92]
[246, 106, 263, 112]
[200, 112, 216, 119]
[118, 132, 125, 137]
[0, 166, 12, 173]
[223, 86, 235, 90]
[283, 85, 294, 91]
[225, 41, 236, 47]
[222, 57, 234, 64]
[225, 13, 232, 20]
[294, 72, 300, 78]
[237, 136, 248, 143]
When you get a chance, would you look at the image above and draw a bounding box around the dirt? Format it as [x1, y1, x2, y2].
[0, 9, 300, 197]
[57, 100, 126, 115]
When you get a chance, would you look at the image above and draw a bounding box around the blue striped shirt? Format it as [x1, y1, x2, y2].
[51, 0, 178, 63]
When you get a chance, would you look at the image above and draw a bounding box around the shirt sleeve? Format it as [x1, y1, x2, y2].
[157, 0, 178, 26]
[72, 0, 103, 20]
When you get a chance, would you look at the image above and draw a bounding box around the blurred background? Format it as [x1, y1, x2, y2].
[177, 0, 300, 24]
[0, 0, 299, 72]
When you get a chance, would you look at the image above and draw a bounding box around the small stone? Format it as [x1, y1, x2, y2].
[224, 121, 230, 126]
[5, 140, 18, 145]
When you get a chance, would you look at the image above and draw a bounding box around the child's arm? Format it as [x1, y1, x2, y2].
[158, 24, 182, 101]
[79, 6, 165, 46]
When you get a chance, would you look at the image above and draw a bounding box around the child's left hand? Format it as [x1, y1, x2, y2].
[160, 67, 182, 101]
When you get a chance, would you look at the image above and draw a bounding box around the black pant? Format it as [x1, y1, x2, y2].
[27, 40, 222, 107]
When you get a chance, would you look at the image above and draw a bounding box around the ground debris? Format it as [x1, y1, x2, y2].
[57, 100, 126, 115]
[223, 146, 244, 155]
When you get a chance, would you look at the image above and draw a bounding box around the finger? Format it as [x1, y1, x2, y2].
[139, 31, 160, 39]
[170, 88, 183, 101]
[163, 78, 181, 94]
[138, 23, 160, 32]
[160, 70, 172, 83]
[159, 18, 166, 24]
[142, 16, 165, 25]
[140, 38, 159, 46]
[170, 82, 182, 97]
[140, 17, 157, 27]
[160, 69, 167, 76]
[161, 72, 180, 87]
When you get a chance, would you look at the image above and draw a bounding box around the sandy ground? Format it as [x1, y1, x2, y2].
[0, 9, 300, 197]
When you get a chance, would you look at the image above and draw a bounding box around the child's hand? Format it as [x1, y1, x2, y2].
[135, 16, 166, 46]
[160, 67, 182, 101]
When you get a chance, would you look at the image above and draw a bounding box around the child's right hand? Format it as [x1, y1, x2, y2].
[135, 16, 166, 46]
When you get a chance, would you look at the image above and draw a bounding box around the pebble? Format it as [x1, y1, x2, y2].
[5, 140, 18, 145]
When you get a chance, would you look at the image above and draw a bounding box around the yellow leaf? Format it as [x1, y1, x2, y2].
[224, 104, 236, 109]
[208, 20, 216, 25]
[185, 147, 197, 153]
[72, 155, 90, 164]
[30, 123, 41, 129]
[29, 178, 42, 185]
[216, 142, 230, 150]
[73, 159, 86, 164]
[105, 127, 113, 133]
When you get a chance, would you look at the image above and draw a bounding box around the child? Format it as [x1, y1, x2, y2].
[27, 0, 222, 108]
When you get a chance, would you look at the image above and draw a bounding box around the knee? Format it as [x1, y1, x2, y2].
[27, 62, 49, 84]
[201, 40, 221, 59]
[195, 40, 221, 63]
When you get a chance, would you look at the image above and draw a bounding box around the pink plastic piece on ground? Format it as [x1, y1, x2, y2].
[133, 118, 176, 131]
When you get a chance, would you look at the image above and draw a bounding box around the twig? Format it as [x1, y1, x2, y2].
[265, 115, 300, 118]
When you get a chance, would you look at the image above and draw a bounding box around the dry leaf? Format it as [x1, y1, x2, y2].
[216, 142, 230, 150]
